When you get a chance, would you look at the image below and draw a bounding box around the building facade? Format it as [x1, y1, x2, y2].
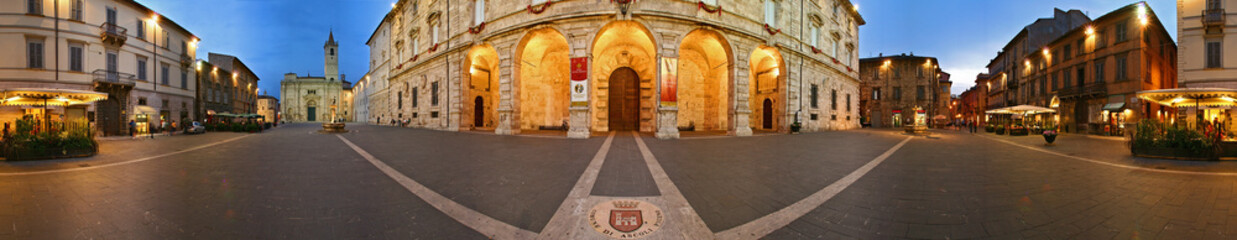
[1003, 2, 1176, 134]
[986, 8, 1090, 112]
[257, 94, 278, 123]
[356, 0, 865, 138]
[207, 53, 259, 114]
[1, 0, 199, 136]
[1180, 0, 1237, 88]
[280, 32, 351, 122]
[858, 54, 946, 128]
[364, 19, 392, 124]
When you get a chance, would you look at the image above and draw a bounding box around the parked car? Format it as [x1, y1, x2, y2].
[184, 121, 206, 134]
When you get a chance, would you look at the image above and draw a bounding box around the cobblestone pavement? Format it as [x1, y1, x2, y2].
[3, 123, 1236, 239]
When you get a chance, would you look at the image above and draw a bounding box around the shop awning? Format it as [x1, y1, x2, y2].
[1137, 88, 1237, 108]
[1102, 102, 1125, 111]
[986, 105, 1056, 115]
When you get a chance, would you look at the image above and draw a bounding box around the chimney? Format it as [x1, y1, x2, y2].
[879, 53, 883, 57]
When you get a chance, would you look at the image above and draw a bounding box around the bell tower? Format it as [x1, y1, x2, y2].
[324, 30, 339, 81]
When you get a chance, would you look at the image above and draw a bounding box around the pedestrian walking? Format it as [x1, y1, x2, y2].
[129, 120, 136, 138]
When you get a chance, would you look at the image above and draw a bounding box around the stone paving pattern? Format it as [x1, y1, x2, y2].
[591, 136, 660, 197]
[4, 124, 1237, 239]
[340, 125, 602, 233]
[0, 124, 482, 239]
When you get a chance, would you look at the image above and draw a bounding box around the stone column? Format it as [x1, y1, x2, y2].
[496, 43, 517, 135]
[734, 46, 753, 136]
[656, 106, 679, 139]
[568, 106, 589, 138]
[567, 29, 592, 139]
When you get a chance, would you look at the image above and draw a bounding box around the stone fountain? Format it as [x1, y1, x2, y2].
[320, 109, 347, 133]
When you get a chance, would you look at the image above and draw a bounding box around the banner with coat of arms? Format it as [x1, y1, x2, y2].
[571, 57, 588, 106]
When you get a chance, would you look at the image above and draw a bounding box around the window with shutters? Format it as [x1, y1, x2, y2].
[27, 0, 41, 15]
[1094, 58, 1106, 82]
[1115, 55, 1128, 81]
[916, 86, 925, 100]
[69, 43, 84, 72]
[136, 19, 145, 40]
[412, 87, 419, 107]
[137, 57, 148, 81]
[161, 64, 170, 85]
[1207, 40, 1223, 69]
[71, 0, 83, 20]
[26, 38, 43, 69]
[1115, 21, 1128, 43]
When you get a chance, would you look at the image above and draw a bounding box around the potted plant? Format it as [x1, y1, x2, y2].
[1043, 130, 1058, 144]
[790, 121, 802, 134]
[985, 124, 995, 132]
[995, 125, 1006, 135]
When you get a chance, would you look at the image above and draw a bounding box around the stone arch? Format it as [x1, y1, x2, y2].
[513, 27, 571, 130]
[748, 46, 786, 131]
[462, 43, 500, 129]
[591, 20, 658, 132]
[677, 28, 734, 132]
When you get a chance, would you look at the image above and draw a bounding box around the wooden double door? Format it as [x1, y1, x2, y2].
[608, 67, 639, 131]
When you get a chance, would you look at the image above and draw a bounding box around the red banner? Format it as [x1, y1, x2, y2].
[571, 57, 588, 81]
[660, 57, 678, 105]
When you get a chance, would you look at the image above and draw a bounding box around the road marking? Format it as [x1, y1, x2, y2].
[632, 132, 715, 239]
[716, 136, 914, 239]
[538, 132, 615, 239]
[337, 135, 538, 239]
[980, 134, 1237, 176]
[0, 134, 252, 177]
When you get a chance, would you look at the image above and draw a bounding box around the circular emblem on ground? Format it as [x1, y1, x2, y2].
[588, 199, 664, 239]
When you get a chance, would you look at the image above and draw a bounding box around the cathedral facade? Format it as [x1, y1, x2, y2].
[360, 0, 864, 138]
[281, 32, 353, 122]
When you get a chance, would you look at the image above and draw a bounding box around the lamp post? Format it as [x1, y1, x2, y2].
[150, 14, 160, 135]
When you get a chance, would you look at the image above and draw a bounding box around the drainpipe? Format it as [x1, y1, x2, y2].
[444, 0, 451, 129]
[797, 0, 804, 129]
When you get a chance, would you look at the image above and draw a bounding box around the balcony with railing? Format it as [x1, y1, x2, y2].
[92, 69, 136, 86]
[1204, 8, 1226, 33]
[99, 22, 127, 47]
[1057, 81, 1106, 99]
[180, 54, 193, 67]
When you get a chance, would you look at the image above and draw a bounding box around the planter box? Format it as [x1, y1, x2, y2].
[1009, 128, 1029, 136]
[984, 126, 995, 132]
[1132, 146, 1217, 161]
[4, 145, 97, 161]
[995, 128, 1006, 135]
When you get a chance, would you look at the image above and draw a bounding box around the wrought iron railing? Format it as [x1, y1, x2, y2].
[1204, 8, 1226, 27]
[92, 69, 136, 86]
[1057, 81, 1106, 97]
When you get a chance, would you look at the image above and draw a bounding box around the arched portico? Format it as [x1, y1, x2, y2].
[463, 44, 500, 130]
[748, 46, 786, 132]
[677, 29, 734, 133]
[591, 21, 658, 132]
[513, 28, 572, 132]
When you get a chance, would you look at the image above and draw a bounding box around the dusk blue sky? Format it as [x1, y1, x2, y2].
[139, 0, 391, 99]
[856, 0, 1177, 95]
[139, 0, 1177, 99]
